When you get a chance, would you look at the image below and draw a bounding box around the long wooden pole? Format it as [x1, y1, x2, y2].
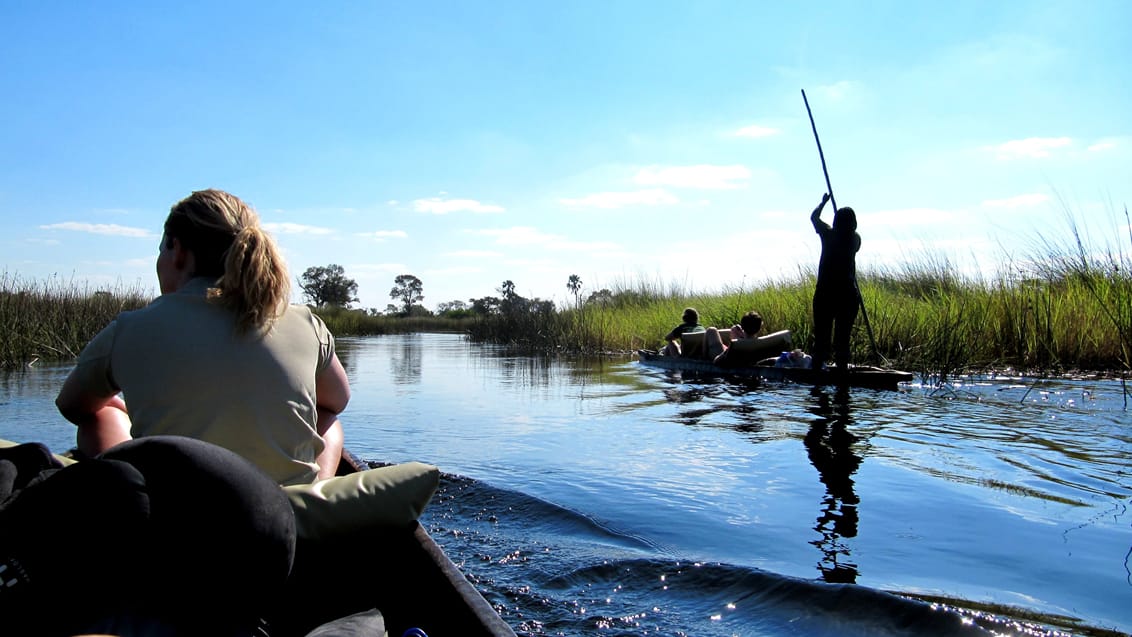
[801, 89, 880, 364]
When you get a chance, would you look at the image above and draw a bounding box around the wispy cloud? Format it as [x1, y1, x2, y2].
[39, 222, 153, 238]
[445, 249, 503, 258]
[559, 188, 679, 209]
[986, 137, 1072, 160]
[470, 227, 554, 246]
[358, 230, 408, 240]
[634, 165, 750, 190]
[264, 222, 335, 235]
[413, 197, 505, 214]
[347, 263, 410, 277]
[469, 226, 621, 253]
[815, 80, 861, 102]
[867, 207, 961, 228]
[1087, 140, 1118, 152]
[734, 125, 780, 138]
[981, 193, 1050, 209]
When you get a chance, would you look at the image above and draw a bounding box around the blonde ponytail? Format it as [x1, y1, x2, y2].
[166, 189, 290, 333]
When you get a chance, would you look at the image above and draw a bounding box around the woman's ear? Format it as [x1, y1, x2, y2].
[170, 237, 193, 271]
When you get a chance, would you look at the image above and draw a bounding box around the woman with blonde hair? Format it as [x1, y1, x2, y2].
[56, 189, 349, 485]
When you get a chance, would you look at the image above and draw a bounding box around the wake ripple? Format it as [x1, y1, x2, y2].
[419, 473, 1083, 637]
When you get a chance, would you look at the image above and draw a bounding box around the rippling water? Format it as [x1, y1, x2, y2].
[3, 333, 1129, 636]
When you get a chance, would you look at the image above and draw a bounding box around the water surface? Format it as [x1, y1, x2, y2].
[2, 333, 1129, 636]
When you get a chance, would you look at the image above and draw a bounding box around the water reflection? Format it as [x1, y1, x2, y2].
[389, 335, 423, 385]
[804, 386, 862, 584]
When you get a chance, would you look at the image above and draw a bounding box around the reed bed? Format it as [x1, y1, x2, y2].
[469, 213, 1132, 378]
[0, 273, 151, 368]
[5, 209, 1128, 378]
[312, 306, 470, 336]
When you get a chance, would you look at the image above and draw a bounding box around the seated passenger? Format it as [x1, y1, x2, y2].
[707, 311, 764, 367]
[662, 307, 705, 356]
[54, 189, 350, 485]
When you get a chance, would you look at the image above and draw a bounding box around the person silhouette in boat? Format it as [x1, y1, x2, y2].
[705, 311, 763, 367]
[809, 193, 861, 371]
[662, 307, 705, 356]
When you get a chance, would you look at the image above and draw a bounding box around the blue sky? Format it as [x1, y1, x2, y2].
[2, 1, 1128, 311]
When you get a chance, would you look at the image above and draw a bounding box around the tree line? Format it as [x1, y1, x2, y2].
[298, 264, 596, 318]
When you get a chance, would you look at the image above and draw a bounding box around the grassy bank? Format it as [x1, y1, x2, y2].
[5, 212, 1129, 379]
[468, 217, 1132, 379]
[311, 305, 471, 336]
[0, 273, 151, 368]
[0, 275, 469, 368]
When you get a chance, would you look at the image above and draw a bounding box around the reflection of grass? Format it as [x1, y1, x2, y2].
[0, 272, 151, 368]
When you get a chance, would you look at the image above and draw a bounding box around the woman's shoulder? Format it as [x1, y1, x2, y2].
[280, 304, 333, 334]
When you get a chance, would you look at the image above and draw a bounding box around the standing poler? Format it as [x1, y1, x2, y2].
[809, 192, 861, 371]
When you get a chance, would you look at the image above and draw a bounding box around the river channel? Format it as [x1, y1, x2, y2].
[2, 332, 1129, 636]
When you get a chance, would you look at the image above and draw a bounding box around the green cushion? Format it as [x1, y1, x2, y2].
[283, 462, 440, 540]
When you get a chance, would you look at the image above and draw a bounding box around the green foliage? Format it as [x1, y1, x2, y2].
[465, 218, 1132, 375]
[389, 274, 424, 314]
[299, 264, 359, 308]
[0, 273, 151, 367]
[4, 207, 1128, 376]
[311, 305, 466, 336]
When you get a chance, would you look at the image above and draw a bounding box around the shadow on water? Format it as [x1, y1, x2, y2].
[804, 386, 863, 585]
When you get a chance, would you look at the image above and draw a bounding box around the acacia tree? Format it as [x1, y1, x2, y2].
[298, 264, 358, 307]
[389, 274, 424, 314]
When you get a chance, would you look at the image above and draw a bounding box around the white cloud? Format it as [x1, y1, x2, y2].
[445, 249, 503, 258]
[347, 263, 410, 277]
[1087, 140, 1117, 152]
[424, 265, 486, 276]
[358, 230, 408, 240]
[264, 222, 335, 235]
[986, 137, 1072, 160]
[468, 226, 622, 254]
[815, 80, 861, 102]
[470, 226, 554, 246]
[981, 193, 1050, 209]
[39, 222, 152, 238]
[634, 165, 750, 190]
[559, 188, 679, 209]
[734, 125, 780, 138]
[413, 197, 505, 214]
[867, 207, 961, 228]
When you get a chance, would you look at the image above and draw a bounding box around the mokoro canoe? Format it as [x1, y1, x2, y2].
[637, 349, 914, 391]
[268, 448, 517, 637]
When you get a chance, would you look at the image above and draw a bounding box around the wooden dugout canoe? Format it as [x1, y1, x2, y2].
[637, 349, 914, 392]
[267, 449, 517, 637]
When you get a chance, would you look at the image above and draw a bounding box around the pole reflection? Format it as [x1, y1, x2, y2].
[804, 386, 862, 584]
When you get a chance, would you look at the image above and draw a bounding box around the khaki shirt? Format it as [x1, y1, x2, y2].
[71, 278, 335, 485]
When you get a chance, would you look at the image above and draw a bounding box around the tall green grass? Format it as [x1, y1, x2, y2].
[469, 211, 1132, 378]
[5, 208, 1129, 378]
[0, 273, 151, 367]
[312, 305, 471, 336]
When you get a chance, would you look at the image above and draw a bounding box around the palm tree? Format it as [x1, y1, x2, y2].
[567, 274, 583, 308]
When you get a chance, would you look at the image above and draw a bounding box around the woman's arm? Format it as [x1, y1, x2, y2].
[314, 353, 350, 480]
[811, 193, 831, 229]
[56, 371, 132, 457]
